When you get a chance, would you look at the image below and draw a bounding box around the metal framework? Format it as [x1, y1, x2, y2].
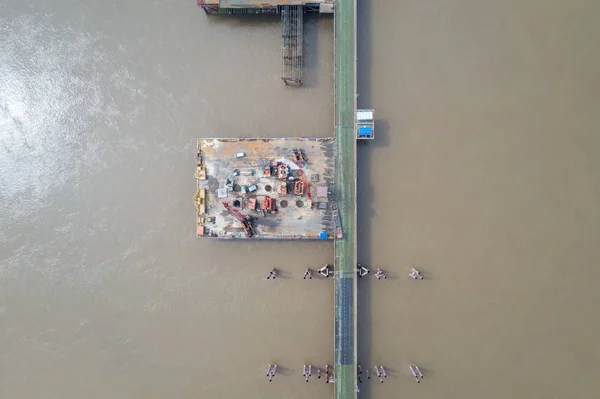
[197, 0, 219, 14]
[198, 1, 325, 15]
[281, 5, 304, 85]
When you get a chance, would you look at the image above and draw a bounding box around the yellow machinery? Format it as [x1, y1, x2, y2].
[194, 188, 206, 214]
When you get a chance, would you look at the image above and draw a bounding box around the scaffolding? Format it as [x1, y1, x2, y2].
[197, 0, 219, 14]
[281, 5, 304, 85]
[198, 1, 330, 15]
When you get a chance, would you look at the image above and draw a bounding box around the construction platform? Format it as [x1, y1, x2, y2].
[198, 0, 334, 14]
[195, 138, 335, 239]
[198, 1, 334, 84]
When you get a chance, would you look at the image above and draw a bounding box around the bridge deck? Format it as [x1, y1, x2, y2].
[333, 0, 357, 398]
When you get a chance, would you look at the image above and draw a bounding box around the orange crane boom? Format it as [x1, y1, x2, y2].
[222, 202, 254, 238]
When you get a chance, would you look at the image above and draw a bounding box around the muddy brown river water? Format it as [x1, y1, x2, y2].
[2, 1, 600, 398]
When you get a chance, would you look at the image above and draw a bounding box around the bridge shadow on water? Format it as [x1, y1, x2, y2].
[356, 0, 393, 398]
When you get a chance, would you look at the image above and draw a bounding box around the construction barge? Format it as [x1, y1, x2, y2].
[195, 138, 335, 239]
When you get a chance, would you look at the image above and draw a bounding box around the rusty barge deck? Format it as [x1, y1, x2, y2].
[195, 138, 335, 239]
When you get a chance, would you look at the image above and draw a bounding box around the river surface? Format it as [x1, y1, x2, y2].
[1, 1, 599, 398]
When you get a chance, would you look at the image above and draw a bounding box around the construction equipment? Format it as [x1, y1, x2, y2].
[195, 150, 206, 180]
[262, 196, 276, 214]
[279, 182, 288, 195]
[247, 197, 257, 211]
[222, 201, 254, 238]
[193, 188, 206, 214]
[297, 169, 312, 200]
[278, 164, 289, 179]
[292, 148, 305, 164]
[194, 165, 206, 180]
[294, 181, 304, 196]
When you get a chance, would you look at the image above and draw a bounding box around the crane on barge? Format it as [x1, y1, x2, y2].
[222, 202, 255, 238]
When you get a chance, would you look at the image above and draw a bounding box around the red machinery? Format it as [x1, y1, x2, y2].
[279, 182, 288, 195]
[222, 202, 254, 238]
[278, 164, 289, 179]
[262, 197, 276, 214]
[296, 169, 312, 200]
[294, 181, 304, 196]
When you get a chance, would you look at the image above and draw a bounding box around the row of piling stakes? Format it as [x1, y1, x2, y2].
[267, 266, 425, 386]
[359, 364, 424, 383]
[267, 265, 331, 279]
[266, 364, 424, 383]
[302, 364, 335, 383]
[357, 365, 387, 383]
[357, 264, 387, 279]
[267, 265, 425, 280]
[266, 364, 335, 383]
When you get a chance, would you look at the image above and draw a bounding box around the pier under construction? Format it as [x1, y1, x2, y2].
[196, 0, 359, 398]
[198, 1, 334, 85]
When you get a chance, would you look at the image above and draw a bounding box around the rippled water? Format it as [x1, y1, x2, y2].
[2, 0, 600, 398]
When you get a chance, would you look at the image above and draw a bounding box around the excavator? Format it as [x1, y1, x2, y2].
[222, 202, 254, 238]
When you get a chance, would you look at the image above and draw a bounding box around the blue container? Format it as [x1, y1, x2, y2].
[319, 232, 328, 240]
[358, 126, 373, 138]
